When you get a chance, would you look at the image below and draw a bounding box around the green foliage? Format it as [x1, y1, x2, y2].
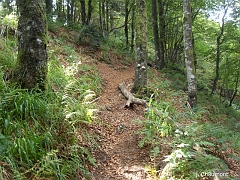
[135, 93, 172, 154]
[78, 25, 104, 49]
[138, 66, 239, 179]
[0, 12, 17, 38]
[0, 37, 17, 70]
[135, 93, 176, 152]
[47, 16, 60, 33]
[0, 29, 100, 179]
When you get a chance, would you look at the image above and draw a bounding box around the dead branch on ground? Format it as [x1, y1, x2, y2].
[118, 83, 147, 108]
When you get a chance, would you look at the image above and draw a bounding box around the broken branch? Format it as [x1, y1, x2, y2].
[119, 83, 147, 107]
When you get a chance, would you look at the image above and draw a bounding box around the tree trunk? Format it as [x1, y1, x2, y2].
[80, 0, 86, 25]
[106, 0, 109, 32]
[87, 0, 92, 25]
[130, 5, 135, 53]
[110, 10, 114, 30]
[57, 0, 63, 19]
[158, 0, 165, 69]
[125, 0, 130, 48]
[15, 0, 48, 90]
[152, 0, 161, 68]
[132, 0, 148, 92]
[67, 0, 71, 21]
[211, 6, 228, 95]
[183, 0, 197, 108]
[99, 1, 102, 30]
[71, 0, 75, 22]
[102, 0, 106, 31]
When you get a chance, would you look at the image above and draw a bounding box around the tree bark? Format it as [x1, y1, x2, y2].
[132, 0, 148, 92]
[183, 0, 197, 108]
[87, 0, 92, 25]
[15, 0, 48, 90]
[102, 0, 106, 31]
[152, 0, 161, 68]
[125, 0, 130, 48]
[80, 0, 86, 25]
[158, 0, 165, 69]
[130, 5, 135, 53]
[99, 1, 102, 30]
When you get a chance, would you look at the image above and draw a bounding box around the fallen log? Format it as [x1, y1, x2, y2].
[118, 83, 147, 107]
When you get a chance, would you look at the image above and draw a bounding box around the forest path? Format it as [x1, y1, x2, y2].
[90, 56, 154, 180]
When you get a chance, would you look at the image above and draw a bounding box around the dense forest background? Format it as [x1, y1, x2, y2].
[0, 0, 239, 179]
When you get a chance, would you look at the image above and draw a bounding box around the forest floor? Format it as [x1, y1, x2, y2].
[50, 28, 158, 179]
[88, 53, 154, 180]
[51, 28, 239, 180]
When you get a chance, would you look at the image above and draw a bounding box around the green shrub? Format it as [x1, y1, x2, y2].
[78, 25, 104, 49]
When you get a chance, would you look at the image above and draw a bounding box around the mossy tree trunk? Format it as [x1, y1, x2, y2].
[15, 0, 48, 90]
[183, 0, 197, 108]
[132, 0, 148, 92]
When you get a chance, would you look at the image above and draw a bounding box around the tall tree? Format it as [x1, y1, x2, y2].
[151, 0, 161, 68]
[183, 0, 197, 107]
[158, 0, 165, 69]
[14, 0, 48, 90]
[132, 0, 148, 92]
[67, 0, 72, 21]
[80, 0, 86, 25]
[86, 0, 92, 24]
[211, 3, 228, 95]
[125, 0, 130, 48]
[130, 4, 135, 52]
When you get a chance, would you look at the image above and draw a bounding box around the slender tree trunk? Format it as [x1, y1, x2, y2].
[130, 5, 135, 53]
[110, 10, 114, 30]
[106, 0, 109, 32]
[125, 0, 130, 48]
[183, 0, 197, 108]
[71, 0, 75, 22]
[229, 75, 239, 106]
[152, 0, 160, 68]
[87, 0, 92, 25]
[15, 0, 48, 90]
[99, 1, 102, 30]
[211, 6, 228, 95]
[132, 0, 148, 92]
[57, 0, 63, 19]
[80, 0, 86, 25]
[158, 0, 165, 69]
[102, 0, 106, 31]
[67, 0, 71, 21]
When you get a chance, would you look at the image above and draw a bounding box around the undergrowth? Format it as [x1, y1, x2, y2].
[136, 68, 240, 180]
[0, 20, 100, 179]
[1, 9, 239, 180]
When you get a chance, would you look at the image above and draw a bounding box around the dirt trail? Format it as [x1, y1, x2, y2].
[90, 58, 154, 180]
